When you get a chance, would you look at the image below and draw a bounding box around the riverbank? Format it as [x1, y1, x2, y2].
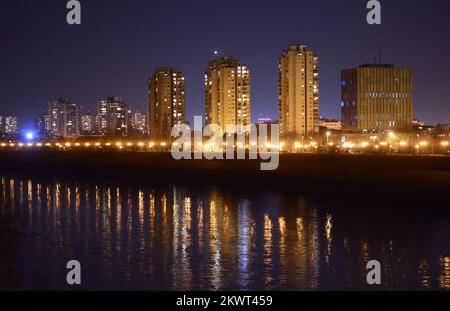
[0, 151, 449, 190]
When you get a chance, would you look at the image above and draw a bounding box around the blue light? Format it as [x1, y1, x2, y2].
[25, 131, 34, 140]
[341, 80, 346, 86]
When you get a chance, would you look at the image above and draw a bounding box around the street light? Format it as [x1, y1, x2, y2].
[388, 132, 396, 139]
[441, 141, 449, 154]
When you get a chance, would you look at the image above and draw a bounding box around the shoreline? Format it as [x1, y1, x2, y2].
[0, 151, 449, 189]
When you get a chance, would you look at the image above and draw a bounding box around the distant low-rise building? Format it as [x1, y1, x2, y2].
[412, 119, 435, 134]
[412, 119, 426, 127]
[436, 124, 450, 134]
[319, 118, 342, 131]
[257, 117, 272, 124]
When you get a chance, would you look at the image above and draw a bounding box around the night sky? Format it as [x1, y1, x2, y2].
[1, 0, 449, 129]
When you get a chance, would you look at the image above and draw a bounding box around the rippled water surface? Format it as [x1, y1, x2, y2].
[0, 175, 449, 290]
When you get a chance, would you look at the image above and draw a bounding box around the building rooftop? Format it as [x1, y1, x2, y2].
[359, 64, 394, 68]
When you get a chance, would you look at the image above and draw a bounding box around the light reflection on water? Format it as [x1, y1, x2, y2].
[0, 175, 449, 291]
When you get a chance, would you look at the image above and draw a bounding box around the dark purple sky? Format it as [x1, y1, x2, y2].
[1, 0, 449, 129]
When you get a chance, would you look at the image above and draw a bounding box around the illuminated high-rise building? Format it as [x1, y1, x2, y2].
[204, 56, 251, 130]
[130, 111, 147, 136]
[148, 67, 185, 140]
[48, 98, 79, 138]
[341, 64, 413, 130]
[80, 112, 96, 135]
[34, 113, 49, 137]
[278, 45, 319, 137]
[97, 96, 130, 136]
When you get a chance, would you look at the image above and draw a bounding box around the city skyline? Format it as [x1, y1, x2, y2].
[1, 51, 447, 131]
[1, 0, 449, 129]
[0, 56, 444, 137]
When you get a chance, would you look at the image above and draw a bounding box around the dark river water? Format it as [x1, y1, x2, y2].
[0, 174, 449, 290]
